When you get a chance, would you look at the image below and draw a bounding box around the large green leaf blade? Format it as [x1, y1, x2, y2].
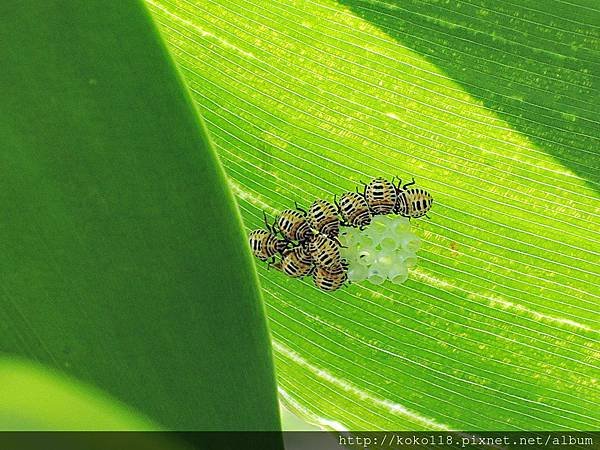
[149, 0, 600, 430]
[0, 0, 280, 432]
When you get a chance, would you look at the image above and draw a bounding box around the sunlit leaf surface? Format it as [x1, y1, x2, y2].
[149, 0, 600, 430]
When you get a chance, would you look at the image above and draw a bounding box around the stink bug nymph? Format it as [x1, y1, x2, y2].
[363, 177, 397, 215]
[248, 229, 287, 261]
[335, 191, 372, 228]
[248, 211, 288, 261]
[313, 262, 348, 292]
[308, 199, 340, 238]
[277, 208, 313, 242]
[394, 177, 433, 219]
[309, 233, 342, 268]
[280, 244, 314, 278]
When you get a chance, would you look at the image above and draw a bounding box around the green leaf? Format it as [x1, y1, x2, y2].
[148, 0, 600, 430]
[0, 358, 155, 430]
[0, 0, 280, 432]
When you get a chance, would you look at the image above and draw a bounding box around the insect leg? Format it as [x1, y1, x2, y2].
[267, 257, 283, 271]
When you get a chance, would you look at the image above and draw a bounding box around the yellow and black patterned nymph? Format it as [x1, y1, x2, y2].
[394, 177, 433, 219]
[278, 244, 314, 278]
[335, 191, 372, 228]
[249, 212, 289, 261]
[277, 208, 313, 243]
[313, 261, 348, 292]
[308, 199, 340, 238]
[308, 233, 342, 269]
[363, 177, 397, 215]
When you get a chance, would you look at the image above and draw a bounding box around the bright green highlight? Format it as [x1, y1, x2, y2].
[0, 358, 155, 430]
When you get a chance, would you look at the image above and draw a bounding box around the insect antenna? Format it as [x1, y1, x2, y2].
[333, 193, 340, 210]
[267, 258, 281, 271]
[402, 177, 416, 189]
[263, 210, 275, 234]
[294, 201, 307, 216]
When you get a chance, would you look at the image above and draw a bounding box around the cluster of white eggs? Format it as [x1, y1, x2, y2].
[339, 215, 421, 286]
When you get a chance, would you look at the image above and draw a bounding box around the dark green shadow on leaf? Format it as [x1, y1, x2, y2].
[336, 0, 600, 189]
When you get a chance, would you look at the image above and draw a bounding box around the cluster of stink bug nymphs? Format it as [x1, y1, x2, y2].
[248, 177, 433, 292]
